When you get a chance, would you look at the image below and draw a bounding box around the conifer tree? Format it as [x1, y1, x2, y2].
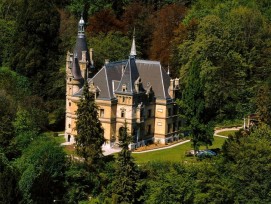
[11, 0, 60, 98]
[75, 81, 105, 166]
[112, 121, 138, 203]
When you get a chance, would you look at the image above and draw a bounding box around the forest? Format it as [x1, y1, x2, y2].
[1, 0, 271, 203]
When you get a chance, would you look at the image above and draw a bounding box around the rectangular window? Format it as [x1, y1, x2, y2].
[173, 105, 178, 115]
[147, 125, 151, 135]
[173, 122, 176, 132]
[148, 109, 151, 118]
[167, 124, 171, 133]
[168, 108, 172, 117]
[100, 109, 104, 117]
[121, 110, 125, 118]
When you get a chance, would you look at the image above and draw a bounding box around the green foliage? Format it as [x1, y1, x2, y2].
[15, 137, 66, 203]
[178, 60, 214, 152]
[255, 80, 271, 125]
[178, 3, 271, 121]
[68, 0, 130, 16]
[89, 32, 131, 69]
[0, 20, 15, 66]
[111, 122, 139, 203]
[76, 82, 105, 166]
[0, 67, 30, 101]
[220, 126, 271, 203]
[140, 162, 196, 203]
[0, 153, 21, 203]
[64, 160, 97, 203]
[11, 0, 61, 98]
[0, 91, 16, 159]
[143, 162, 195, 203]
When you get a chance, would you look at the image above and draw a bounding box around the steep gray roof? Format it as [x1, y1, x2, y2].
[136, 60, 171, 99]
[82, 61, 125, 100]
[73, 34, 90, 62]
[71, 55, 83, 80]
[115, 57, 139, 94]
[73, 59, 171, 100]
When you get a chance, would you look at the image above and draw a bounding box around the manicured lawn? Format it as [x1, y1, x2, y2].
[44, 132, 66, 144]
[218, 130, 238, 137]
[132, 136, 226, 164]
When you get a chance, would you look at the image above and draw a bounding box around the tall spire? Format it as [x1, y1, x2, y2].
[167, 64, 170, 75]
[130, 28, 136, 57]
[78, 14, 85, 34]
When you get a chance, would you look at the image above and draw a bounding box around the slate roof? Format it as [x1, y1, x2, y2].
[71, 17, 90, 83]
[74, 34, 90, 62]
[115, 57, 139, 94]
[73, 58, 172, 101]
[71, 55, 83, 80]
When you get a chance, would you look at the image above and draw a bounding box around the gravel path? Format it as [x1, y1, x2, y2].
[132, 140, 191, 154]
[214, 127, 242, 138]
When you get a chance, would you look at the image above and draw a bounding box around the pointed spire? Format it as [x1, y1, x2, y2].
[130, 27, 136, 57]
[167, 64, 170, 75]
[78, 13, 85, 34]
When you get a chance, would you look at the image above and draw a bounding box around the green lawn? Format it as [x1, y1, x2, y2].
[132, 136, 226, 164]
[217, 130, 238, 136]
[44, 132, 66, 144]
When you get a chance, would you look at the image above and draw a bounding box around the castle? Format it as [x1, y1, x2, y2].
[65, 17, 182, 149]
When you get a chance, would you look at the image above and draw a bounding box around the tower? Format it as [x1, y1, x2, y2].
[65, 16, 90, 143]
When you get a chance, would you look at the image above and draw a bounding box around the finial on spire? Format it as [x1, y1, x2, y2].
[78, 13, 85, 34]
[130, 27, 136, 57]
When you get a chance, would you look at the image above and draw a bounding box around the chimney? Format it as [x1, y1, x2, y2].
[82, 51, 86, 62]
[169, 79, 175, 99]
[89, 48, 94, 65]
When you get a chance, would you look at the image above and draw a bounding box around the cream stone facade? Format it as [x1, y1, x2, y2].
[65, 17, 182, 148]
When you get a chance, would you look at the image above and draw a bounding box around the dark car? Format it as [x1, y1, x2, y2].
[196, 150, 217, 159]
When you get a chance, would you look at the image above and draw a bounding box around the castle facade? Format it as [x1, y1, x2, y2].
[65, 17, 182, 148]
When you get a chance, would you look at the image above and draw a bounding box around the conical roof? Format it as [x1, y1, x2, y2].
[73, 16, 90, 62]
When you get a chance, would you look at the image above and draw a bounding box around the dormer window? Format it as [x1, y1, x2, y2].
[122, 84, 127, 92]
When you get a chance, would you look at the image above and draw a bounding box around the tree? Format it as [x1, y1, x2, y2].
[75, 81, 105, 166]
[111, 122, 138, 203]
[149, 3, 186, 67]
[144, 163, 195, 204]
[121, 1, 155, 59]
[255, 81, 271, 125]
[177, 4, 271, 121]
[0, 91, 16, 159]
[178, 60, 214, 153]
[11, 0, 60, 98]
[0, 153, 21, 203]
[15, 137, 66, 203]
[86, 8, 123, 35]
[88, 32, 131, 70]
[0, 20, 15, 67]
[220, 126, 271, 203]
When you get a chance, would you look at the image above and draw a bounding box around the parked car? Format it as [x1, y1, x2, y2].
[196, 150, 217, 159]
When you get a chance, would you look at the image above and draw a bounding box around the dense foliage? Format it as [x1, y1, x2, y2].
[0, 0, 271, 203]
[75, 81, 105, 166]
